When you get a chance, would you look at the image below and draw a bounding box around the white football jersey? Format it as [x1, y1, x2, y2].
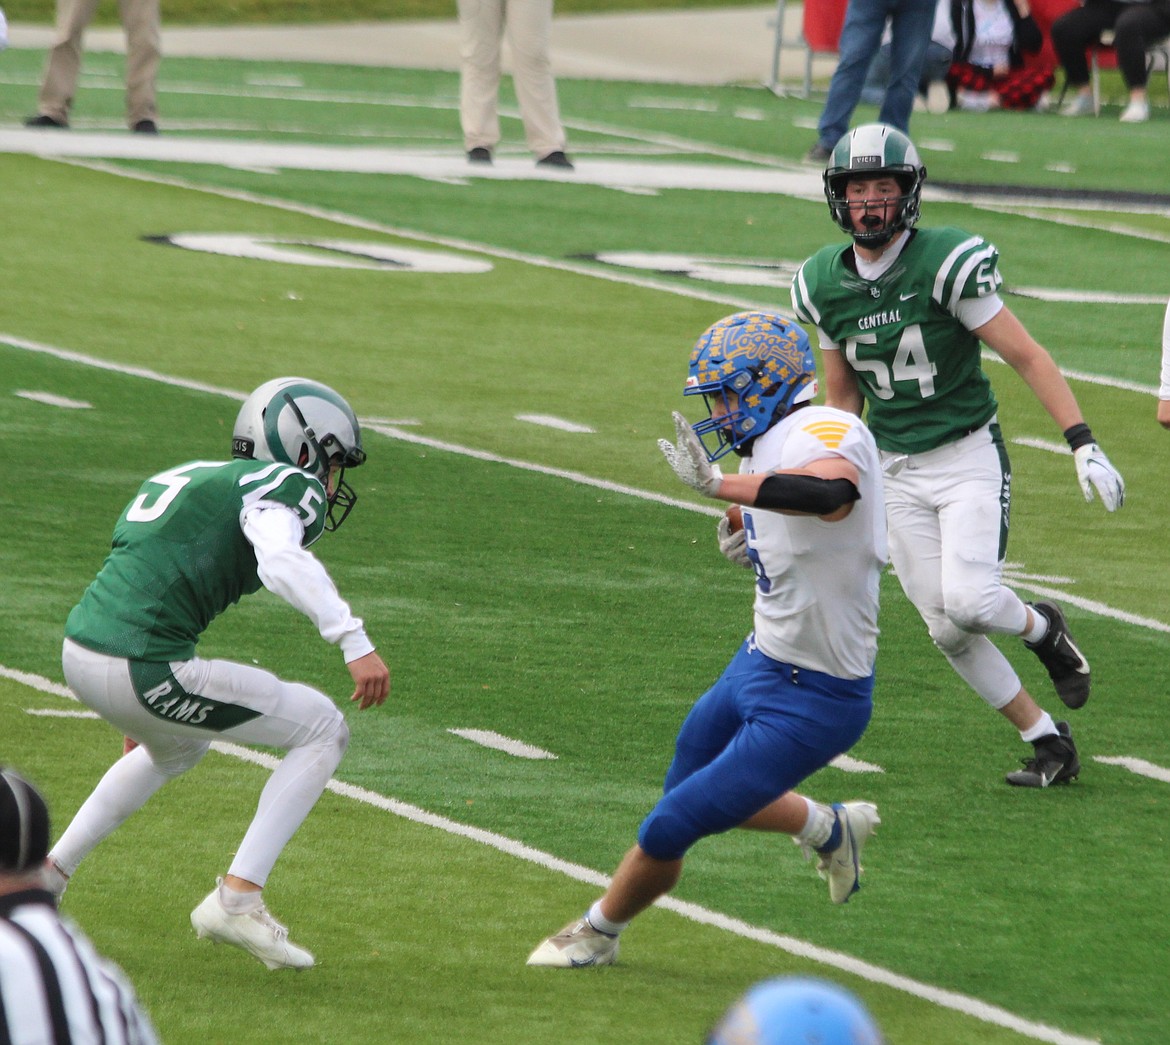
[738, 405, 887, 680]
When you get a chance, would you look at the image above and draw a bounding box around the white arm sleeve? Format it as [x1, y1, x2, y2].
[953, 292, 1004, 331]
[1160, 300, 1170, 399]
[242, 506, 375, 663]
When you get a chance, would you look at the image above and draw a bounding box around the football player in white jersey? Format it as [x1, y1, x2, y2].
[49, 378, 390, 970]
[528, 311, 886, 968]
[792, 123, 1125, 788]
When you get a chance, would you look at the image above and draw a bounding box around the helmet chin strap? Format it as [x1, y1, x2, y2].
[854, 227, 897, 248]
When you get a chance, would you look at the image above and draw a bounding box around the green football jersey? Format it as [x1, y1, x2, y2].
[792, 226, 1003, 454]
[66, 459, 329, 661]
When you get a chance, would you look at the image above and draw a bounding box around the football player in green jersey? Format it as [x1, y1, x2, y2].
[791, 123, 1125, 789]
[47, 378, 390, 970]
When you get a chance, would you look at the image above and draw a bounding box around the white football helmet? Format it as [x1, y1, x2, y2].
[232, 377, 366, 531]
[824, 122, 926, 247]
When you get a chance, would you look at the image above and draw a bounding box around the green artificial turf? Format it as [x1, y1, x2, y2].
[1, 51, 1168, 1045]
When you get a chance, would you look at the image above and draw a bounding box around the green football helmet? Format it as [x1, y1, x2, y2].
[823, 123, 927, 247]
[232, 377, 366, 531]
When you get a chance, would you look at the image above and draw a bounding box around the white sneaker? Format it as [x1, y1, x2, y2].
[191, 880, 314, 970]
[527, 917, 619, 968]
[797, 801, 880, 904]
[1119, 99, 1149, 123]
[957, 89, 994, 112]
[926, 80, 951, 114]
[1060, 93, 1094, 117]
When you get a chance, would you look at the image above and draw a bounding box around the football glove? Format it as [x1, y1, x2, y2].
[658, 411, 723, 496]
[716, 514, 751, 568]
[1073, 443, 1124, 512]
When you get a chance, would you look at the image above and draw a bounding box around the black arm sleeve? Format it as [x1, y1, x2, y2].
[754, 473, 861, 514]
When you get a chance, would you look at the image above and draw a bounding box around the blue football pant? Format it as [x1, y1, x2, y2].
[637, 638, 873, 861]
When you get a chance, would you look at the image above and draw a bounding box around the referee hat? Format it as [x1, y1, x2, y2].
[0, 768, 50, 874]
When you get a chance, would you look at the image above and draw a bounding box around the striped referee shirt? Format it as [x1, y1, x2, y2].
[0, 889, 159, 1045]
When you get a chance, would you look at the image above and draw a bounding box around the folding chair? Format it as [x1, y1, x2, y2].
[1090, 31, 1170, 111]
[1089, 32, 1120, 113]
[768, 0, 849, 97]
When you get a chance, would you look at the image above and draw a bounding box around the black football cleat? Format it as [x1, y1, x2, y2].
[1006, 721, 1081, 788]
[1025, 601, 1090, 709]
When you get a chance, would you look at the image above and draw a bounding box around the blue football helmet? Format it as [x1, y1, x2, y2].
[685, 310, 817, 461]
[707, 977, 885, 1045]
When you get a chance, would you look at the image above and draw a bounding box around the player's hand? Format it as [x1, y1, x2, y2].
[1073, 443, 1124, 511]
[348, 651, 390, 709]
[716, 514, 751, 567]
[658, 411, 723, 496]
[1157, 400, 1170, 429]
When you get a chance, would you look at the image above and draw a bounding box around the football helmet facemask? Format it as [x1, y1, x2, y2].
[232, 377, 366, 531]
[685, 310, 817, 461]
[707, 976, 885, 1045]
[824, 122, 926, 247]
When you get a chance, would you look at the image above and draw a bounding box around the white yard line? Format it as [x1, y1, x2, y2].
[447, 729, 558, 760]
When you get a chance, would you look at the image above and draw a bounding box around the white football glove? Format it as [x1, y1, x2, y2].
[658, 411, 723, 496]
[1073, 443, 1125, 512]
[716, 514, 751, 568]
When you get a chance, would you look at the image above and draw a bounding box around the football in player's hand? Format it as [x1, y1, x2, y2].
[725, 504, 743, 533]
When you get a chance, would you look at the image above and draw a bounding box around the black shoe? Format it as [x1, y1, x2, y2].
[1005, 721, 1081, 788]
[804, 142, 832, 164]
[1025, 601, 1090, 709]
[467, 147, 492, 164]
[536, 150, 574, 170]
[132, 120, 159, 134]
[24, 114, 69, 129]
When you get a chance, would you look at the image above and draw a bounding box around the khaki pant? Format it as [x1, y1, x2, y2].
[458, 0, 566, 157]
[37, 0, 160, 126]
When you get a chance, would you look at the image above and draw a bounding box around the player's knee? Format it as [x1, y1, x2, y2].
[637, 811, 697, 862]
[321, 708, 349, 761]
[944, 585, 998, 634]
[927, 614, 977, 656]
[289, 684, 350, 757]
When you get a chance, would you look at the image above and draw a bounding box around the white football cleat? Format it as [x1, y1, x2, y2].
[191, 880, 314, 971]
[527, 917, 619, 968]
[797, 801, 880, 904]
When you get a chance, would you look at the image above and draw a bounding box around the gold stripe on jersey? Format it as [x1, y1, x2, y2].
[801, 419, 852, 449]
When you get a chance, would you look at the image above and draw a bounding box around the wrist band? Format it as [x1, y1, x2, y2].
[1063, 423, 1095, 451]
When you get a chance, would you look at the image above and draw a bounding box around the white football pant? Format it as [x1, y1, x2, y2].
[882, 423, 1029, 709]
[56, 638, 348, 887]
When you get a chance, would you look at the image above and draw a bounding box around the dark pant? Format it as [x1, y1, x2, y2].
[1051, 0, 1170, 88]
